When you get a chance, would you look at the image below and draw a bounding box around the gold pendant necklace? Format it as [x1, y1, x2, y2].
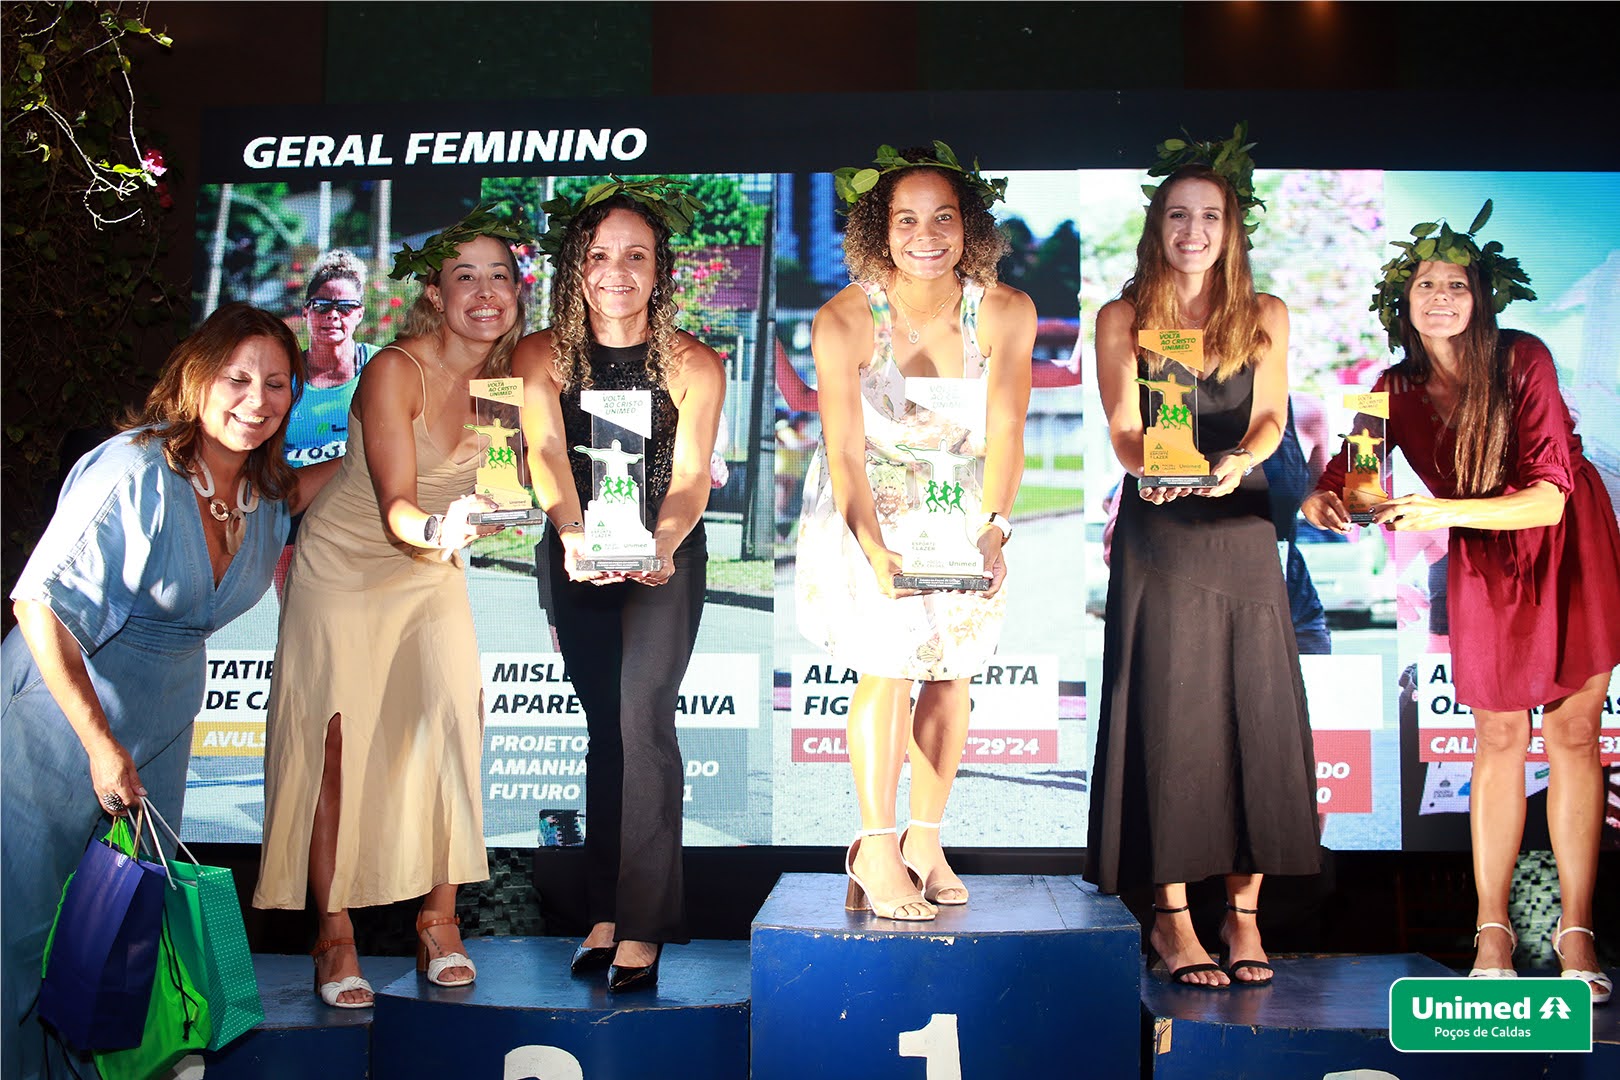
[893, 285, 959, 345]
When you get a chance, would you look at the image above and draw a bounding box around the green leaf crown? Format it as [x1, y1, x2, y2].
[1142, 121, 1265, 246]
[535, 176, 706, 259]
[831, 140, 1008, 215]
[1369, 199, 1537, 352]
[389, 203, 540, 282]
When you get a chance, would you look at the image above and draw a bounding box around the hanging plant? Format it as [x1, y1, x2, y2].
[2, 1, 187, 599]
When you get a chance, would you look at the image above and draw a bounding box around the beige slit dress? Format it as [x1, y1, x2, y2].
[255, 347, 488, 910]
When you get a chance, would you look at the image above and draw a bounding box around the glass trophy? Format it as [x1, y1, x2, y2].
[1136, 329, 1216, 488]
[891, 377, 991, 592]
[574, 388, 661, 573]
[466, 377, 547, 525]
[1340, 390, 1391, 524]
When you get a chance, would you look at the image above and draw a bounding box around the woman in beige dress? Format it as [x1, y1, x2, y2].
[255, 210, 531, 1006]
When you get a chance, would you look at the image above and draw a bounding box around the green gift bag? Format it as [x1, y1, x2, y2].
[145, 800, 265, 1050]
[93, 803, 211, 1080]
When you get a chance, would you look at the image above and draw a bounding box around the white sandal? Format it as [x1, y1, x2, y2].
[1553, 918, 1612, 1006]
[899, 820, 969, 906]
[1467, 922, 1517, 978]
[311, 938, 374, 1008]
[417, 914, 477, 987]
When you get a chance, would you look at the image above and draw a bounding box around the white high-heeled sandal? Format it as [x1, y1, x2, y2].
[845, 827, 936, 921]
[1467, 922, 1517, 978]
[311, 937, 374, 1008]
[1553, 918, 1612, 1006]
[899, 820, 969, 906]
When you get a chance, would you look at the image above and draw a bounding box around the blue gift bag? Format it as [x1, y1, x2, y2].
[38, 816, 169, 1051]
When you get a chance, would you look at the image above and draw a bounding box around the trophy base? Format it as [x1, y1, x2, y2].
[468, 508, 550, 526]
[894, 573, 991, 592]
[1139, 473, 1219, 489]
[577, 555, 664, 573]
[1347, 511, 1379, 525]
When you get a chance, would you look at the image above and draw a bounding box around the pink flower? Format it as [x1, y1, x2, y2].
[389, 297, 403, 308]
[141, 148, 167, 177]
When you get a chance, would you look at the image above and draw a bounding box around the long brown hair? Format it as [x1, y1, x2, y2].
[399, 234, 527, 377]
[547, 194, 680, 392]
[1392, 261, 1512, 495]
[841, 159, 1009, 287]
[125, 303, 305, 500]
[1122, 164, 1269, 381]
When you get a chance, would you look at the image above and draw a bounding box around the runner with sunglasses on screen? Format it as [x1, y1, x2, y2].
[273, 250, 383, 595]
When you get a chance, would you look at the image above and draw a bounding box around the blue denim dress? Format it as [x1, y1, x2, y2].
[2, 431, 285, 1078]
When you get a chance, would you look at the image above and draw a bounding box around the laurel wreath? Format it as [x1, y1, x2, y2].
[1369, 199, 1537, 351]
[832, 140, 1008, 215]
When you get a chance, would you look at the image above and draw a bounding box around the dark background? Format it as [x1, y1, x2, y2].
[5, 0, 1617, 965]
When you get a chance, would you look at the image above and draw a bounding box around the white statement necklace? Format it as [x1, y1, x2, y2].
[190, 459, 259, 556]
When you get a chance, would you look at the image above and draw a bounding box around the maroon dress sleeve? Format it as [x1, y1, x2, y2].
[1504, 334, 1575, 495]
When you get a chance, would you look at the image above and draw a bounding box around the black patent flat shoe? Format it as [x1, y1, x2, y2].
[569, 945, 615, 976]
[606, 945, 662, 994]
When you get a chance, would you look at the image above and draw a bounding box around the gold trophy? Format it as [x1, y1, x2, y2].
[1136, 329, 1216, 488]
[1340, 390, 1391, 524]
[466, 377, 547, 525]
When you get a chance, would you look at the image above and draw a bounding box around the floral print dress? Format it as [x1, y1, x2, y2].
[795, 280, 1008, 681]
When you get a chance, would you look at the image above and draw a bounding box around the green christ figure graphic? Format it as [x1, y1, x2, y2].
[1346, 427, 1384, 474]
[466, 417, 521, 468]
[1136, 375, 1194, 431]
[575, 439, 644, 505]
[897, 441, 973, 515]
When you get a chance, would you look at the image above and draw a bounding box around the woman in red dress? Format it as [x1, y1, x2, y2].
[1304, 206, 1619, 1004]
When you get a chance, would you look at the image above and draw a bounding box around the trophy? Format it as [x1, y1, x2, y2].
[574, 388, 661, 573]
[466, 377, 548, 525]
[890, 377, 991, 592]
[1339, 390, 1391, 524]
[1136, 329, 1216, 488]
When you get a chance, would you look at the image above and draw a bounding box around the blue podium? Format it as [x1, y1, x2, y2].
[751, 874, 1140, 1079]
[367, 937, 751, 1079]
[1142, 952, 1609, 1079]
[193, 952, 413, 1079]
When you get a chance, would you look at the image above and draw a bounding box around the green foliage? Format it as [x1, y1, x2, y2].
[537, 175, 707, 257]
[831, 140, 1007, 215]
[1144, 121, 1265, 244]
[547, 173, 764, 250]
[390, 202, 539, 281]
[1370, 199, 1537, 351]
[2, 2, 185, 589]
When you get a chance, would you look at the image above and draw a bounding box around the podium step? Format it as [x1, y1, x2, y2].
[751, 874, 1140, 1079]
[367, 936, 750, 1079]
[1143, 952, 1608, 1079]
[196, 952, 414, 1079]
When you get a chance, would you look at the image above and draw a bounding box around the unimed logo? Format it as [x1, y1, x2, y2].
[1388, 977, 1592, 1053]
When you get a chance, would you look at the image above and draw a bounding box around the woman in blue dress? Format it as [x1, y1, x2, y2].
[2, 303, 331, 1078]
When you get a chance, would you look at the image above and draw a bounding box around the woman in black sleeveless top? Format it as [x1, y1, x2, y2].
[1084, 164, 1320, 988]
[514, 190, 725, 993]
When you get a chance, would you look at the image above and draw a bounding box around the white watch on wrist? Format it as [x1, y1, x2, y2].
[982, 512, 1013, 543]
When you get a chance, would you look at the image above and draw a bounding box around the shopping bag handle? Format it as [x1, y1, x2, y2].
[139, 796, 201, 872]
[131, 797, 178, 890]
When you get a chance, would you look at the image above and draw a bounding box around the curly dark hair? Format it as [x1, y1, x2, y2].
[547, 194, 680, 391]
[840, 153, 1009, 286]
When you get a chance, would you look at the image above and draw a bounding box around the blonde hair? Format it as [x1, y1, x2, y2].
[1122, 165, 1269, 381]
[398, 236, 527, 378]
[125, 303, 305, 500]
